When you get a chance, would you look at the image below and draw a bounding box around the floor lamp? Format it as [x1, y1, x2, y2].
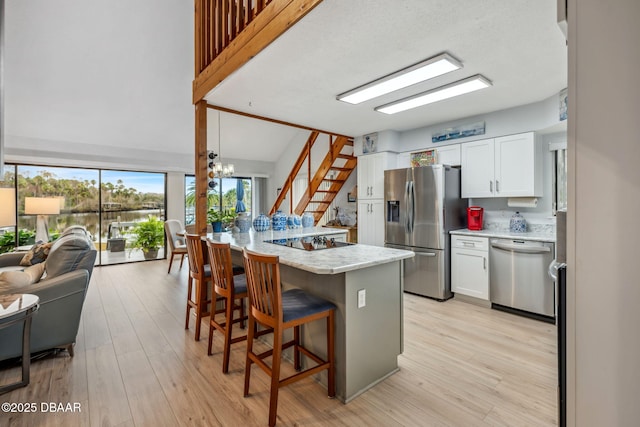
[24, 197, 60, 243]
[0, 188, 16, 233]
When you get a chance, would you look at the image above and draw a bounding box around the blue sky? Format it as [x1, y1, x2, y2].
[18, 166, 165, 194]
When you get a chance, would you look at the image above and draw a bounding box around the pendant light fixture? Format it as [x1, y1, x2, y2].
[213, 110, 234, 178]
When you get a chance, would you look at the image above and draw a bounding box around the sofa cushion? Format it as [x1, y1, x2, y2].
[0, 262, 46, 293]
[20, 242, 53, 266]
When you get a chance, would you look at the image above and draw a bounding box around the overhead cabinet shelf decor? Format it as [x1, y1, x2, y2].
[461, 132, 543, 198]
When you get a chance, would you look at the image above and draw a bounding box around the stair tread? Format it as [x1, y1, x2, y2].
[330, 166, 352, 171]
[337, 153, 356, 159]
[316, 190, 337, 193]
[323, 178, 345, 182]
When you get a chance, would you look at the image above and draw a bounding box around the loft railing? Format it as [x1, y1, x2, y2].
[195, 0, 273, 76]
[193, 0, 323, 103]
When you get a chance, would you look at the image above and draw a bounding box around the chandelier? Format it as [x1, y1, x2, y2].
[212, 110, 234, 178]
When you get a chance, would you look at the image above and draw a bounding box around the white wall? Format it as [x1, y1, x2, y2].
[353, 94, 567, 224]
[396, 93, 564, 153]
[567, 0, 640, 425]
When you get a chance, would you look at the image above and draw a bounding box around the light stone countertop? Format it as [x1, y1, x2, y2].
[205, 227, 414, 275]
[450, 228, 556, 243]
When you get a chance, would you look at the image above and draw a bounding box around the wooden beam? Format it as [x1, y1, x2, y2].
[193, 0, 324, 103]
[195, 100, 209, 235]
[206, 104, 352, 139]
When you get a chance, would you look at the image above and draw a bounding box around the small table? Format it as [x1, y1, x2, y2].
[0, 294, 40, 395]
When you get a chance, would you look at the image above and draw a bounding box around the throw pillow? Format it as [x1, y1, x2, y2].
[0, 262, 46, 293]
[19, 242, 53, 266]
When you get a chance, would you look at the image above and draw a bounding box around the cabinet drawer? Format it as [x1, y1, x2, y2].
[451, 235, 488, 251]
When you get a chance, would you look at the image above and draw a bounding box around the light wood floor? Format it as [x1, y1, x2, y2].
[0, 260, 558, 426]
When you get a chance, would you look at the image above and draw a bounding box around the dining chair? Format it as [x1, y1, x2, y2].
[242, 248, 336, 427]
[164, 219, 187, 273]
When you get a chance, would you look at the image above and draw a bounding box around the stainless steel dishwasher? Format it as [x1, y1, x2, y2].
[489, 238, 555, 319]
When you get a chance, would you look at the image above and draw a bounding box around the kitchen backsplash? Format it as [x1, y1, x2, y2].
[481, 209, 556, 234]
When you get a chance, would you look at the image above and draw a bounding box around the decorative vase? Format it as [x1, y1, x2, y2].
[271, 210, 287, 231]
[301, 212, 315, 228]
[509, 211, 527, 233]
[252, 213, 270, 232]
[235, 212, 251, 233]
[211, 221, 223, 233]
[287, 214, 302, 229]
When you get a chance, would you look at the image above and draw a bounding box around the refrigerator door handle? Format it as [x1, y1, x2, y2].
[408, 181, 415, 233]
[404, 181, 411, 233]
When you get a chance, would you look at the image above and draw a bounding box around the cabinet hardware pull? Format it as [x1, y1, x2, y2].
[496, 180, 500, 193]
[483, 257, 486, 270]
[489, 181, 493, 193]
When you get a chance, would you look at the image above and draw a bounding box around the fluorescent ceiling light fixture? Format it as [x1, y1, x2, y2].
[375, 75, 492, 114]
[337, 53, 462, 104]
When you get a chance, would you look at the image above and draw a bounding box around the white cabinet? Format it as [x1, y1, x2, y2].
[357, 152, 394, 200]
[357, 200, 384, 246]
[461, 132, 542, 198]
[451, 235, 489, 300]
[461, 139, 495, 197]
[436, 144, 461, 166]
[357, 152, 394, 247]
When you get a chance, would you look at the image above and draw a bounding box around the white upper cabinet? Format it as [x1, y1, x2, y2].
[357, 152, 395, 200]
[461, 139, 495, 197]
[461, 132, 542, 198]
[436, 144, 461, 166]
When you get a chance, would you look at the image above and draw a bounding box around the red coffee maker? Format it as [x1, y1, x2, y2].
[467, 206, 484, 231]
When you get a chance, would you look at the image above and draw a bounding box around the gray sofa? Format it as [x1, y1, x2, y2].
[0, 226, 97, 361]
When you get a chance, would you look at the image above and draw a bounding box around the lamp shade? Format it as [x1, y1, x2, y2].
[25, 197, 61, 215]
[0, 188, 16, 227]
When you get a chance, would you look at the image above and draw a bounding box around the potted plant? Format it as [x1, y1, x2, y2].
[131, 215, 165, 259]
[207, 208, 236, 232]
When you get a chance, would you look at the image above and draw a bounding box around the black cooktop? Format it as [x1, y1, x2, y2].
[264, 235, 354, 251]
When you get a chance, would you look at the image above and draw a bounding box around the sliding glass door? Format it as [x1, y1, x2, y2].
[2, 164, 166, 265]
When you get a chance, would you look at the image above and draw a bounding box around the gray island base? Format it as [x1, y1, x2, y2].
[206, 227, 414, 403]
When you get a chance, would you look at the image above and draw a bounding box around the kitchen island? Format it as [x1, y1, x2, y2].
[205, 227, 414, 402]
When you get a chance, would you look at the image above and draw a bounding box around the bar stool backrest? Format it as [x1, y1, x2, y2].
[185, 234, 205, 278]
[206, 240, 235, 297]
[242, 249, 282, 327]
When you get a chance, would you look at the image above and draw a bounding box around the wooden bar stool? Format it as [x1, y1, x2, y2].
[184, 233, 215, 341]
[242, 249, 336, 427]
[205, 239, 248, 373]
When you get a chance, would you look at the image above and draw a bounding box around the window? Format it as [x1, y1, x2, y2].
[185, 176, 252, 224]
[5, 164, 166, 264]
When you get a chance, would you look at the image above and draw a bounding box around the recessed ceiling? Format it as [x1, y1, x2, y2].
[206, 0, 567, 155]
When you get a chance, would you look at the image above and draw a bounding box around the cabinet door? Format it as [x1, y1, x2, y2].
[451, 248, 489, 300]
[369, 154, 386, 199]
[370, 200, 385, 246]
[357, 201, 372, 245]
[357, 152, 394, 200]
[357, 200, 385, 246]
[461, 139, 495, 198]
[494, 132, 540, 197]
[357, 159, 370, 200]
[436, 144, 461, 166]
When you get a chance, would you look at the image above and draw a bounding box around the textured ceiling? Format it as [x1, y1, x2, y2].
[205, 0, 568, 158]
[5, 0, 567, 165]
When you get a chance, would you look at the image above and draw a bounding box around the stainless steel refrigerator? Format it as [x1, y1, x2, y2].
[384, 165, 466, 300]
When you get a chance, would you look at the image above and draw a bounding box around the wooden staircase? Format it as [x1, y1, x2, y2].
[269, 133, 356, 225]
